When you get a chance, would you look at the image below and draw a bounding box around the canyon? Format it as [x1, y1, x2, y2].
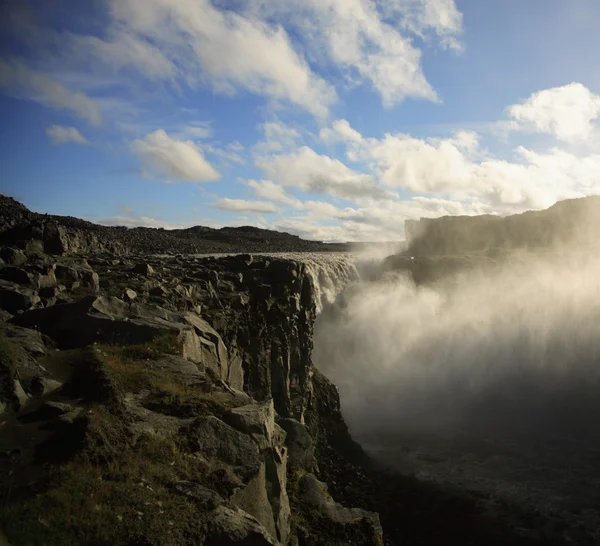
[1, 195, 599, 545]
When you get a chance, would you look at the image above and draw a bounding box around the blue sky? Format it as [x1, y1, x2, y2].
[2, 0, 600, 241]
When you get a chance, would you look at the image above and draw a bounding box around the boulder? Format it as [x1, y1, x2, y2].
[0, 286, 38, 314]
[186, 416, 260, 480]
[0, 247, 27, 266]
[0, 267, 32, 286]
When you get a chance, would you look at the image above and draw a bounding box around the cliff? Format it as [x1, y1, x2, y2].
[405, 195, 600, 256]
[0, 196, 381, 545]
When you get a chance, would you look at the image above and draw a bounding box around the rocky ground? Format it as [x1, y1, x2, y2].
[0, 196, 577, 545]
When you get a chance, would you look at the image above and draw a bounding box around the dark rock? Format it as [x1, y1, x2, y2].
[0, 287, 36, 314]
[0, 247, 27, 266]
[0, 267, 32, 286]
[133, 263, 154, 276]
[278, 418, 315, 470]
[169, 481, 223, 508]
[10, 296, 179, 349]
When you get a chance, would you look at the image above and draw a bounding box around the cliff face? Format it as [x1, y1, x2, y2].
[0, 196, 377, 545]
[405, 196, 600, 256]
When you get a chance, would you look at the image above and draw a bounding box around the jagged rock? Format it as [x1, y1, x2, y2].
[0, 247, 27, 266]
[186, 416, 260, 480]
[205, 505, 277, 545]
[55, 264, 79, 287]
[10, 296, 191, 350]
[298, 474, 383, 542]
[79, 269, 100, 292]
[29, 376, 63, 396]
[228, 399, 278, 451]
[231, 461, 278, 540]
[278, 418, 315, 470]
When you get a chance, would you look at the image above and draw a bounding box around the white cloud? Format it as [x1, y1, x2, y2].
[381, 0, 464, 52]
[46, 125, 88, 145]
[254, 121, 302, 154]
[256, 145, 389, 200]
[110, 0, 336, 117]
[214, 198, 278, 213]
[246, 179, 300, 206]
[0, 59, 102, 125]
[251, 0, 461, 106]
[318, 118, 600, 213]
[320, 119, 364, 144]
[504, 83, 600, 142]
[67, 30, 178, 80]
[131, 129, 220, 182]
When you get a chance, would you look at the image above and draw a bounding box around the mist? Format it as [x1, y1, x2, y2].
[313, 247, 600, 446]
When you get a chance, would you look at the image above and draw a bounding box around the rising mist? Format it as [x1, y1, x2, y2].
[313, 242, 600, 447]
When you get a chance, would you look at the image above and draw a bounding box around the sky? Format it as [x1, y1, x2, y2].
[2, 0, 600, 242]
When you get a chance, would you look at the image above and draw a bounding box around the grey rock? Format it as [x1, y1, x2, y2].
[189, 416, 260, 480]
[123, 288, 137, 302]
[231, 462, 277, 540]
[205, 505, 277, 545]
[229, 399, 279, 451]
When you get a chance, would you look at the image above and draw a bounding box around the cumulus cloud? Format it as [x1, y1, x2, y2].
[214, 198, 278, 213]
[46, 125, 88, 145]
[256, 146, 389, 200]
[504, 83, 600, 142]
[251, 0, 462, 105]
[320, 119, 364, 144]
[0, 59, 102, 125]
[131, 129, 220, 182]
[317, 118, 600, 212]
[246, 179, 300, 206]
[110, 0, 336, 117]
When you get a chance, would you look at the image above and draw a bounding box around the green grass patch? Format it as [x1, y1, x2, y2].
[2, 410, 207, 546]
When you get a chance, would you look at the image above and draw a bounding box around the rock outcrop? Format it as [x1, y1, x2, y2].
[0, 196, 382, 545]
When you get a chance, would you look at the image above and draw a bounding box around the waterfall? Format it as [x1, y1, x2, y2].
[301, 253, 359, 313]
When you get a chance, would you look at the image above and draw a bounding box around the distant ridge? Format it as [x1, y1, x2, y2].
[0, 195, 364, 255]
